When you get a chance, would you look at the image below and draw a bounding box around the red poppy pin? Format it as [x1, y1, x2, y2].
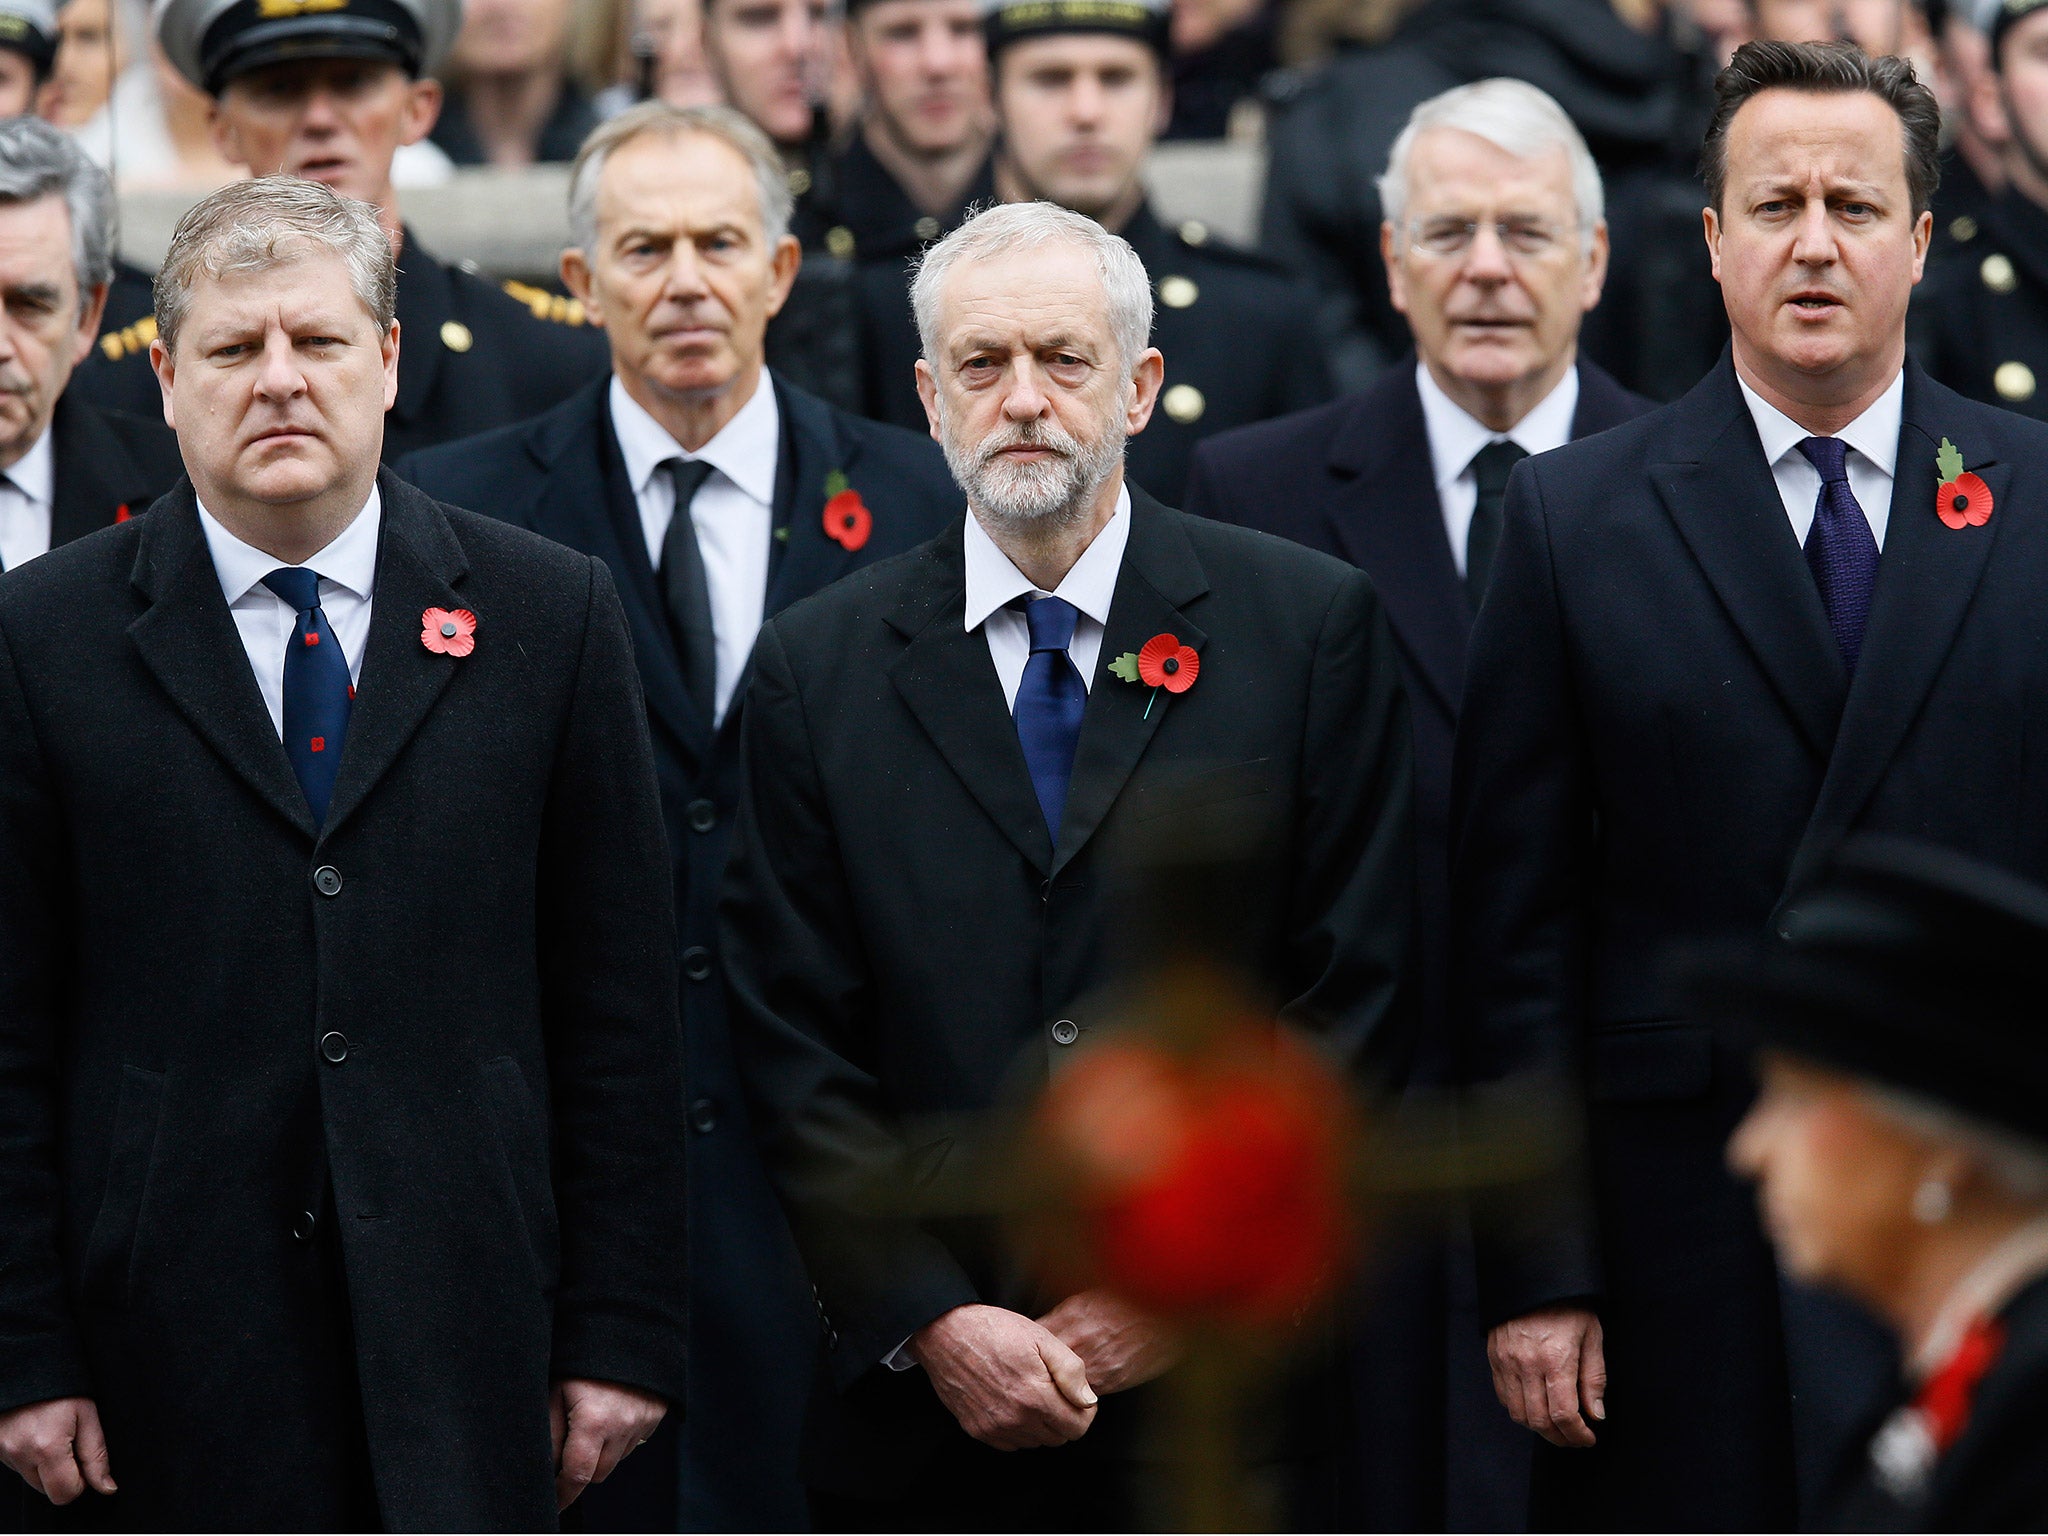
[1108, 632, 1199, 717]
[421, 607, 476, 657]
[114, 503, 131, 523]
[1936, 438, 1993, 530]
[822, 470, 871, 552]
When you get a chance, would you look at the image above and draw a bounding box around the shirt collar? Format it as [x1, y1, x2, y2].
[1738, 367, 1904, 477]
[609, 369, 781, 508]
[1416, 360, 1581, 496]
[197, 482, 383, 606]
[963, 481, 1132, 633]
[2, 424, 54, 508]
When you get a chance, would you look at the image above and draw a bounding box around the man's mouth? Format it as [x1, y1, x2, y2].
[1788, 291, 1844, 313]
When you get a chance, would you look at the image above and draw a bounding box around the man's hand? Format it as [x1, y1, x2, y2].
[1487, 1304, 1606, 1448]
[910, 1303, 1099, 1450]
[0, 1397, 116, 1505]
[549, 1378, 666, 1511]
[1038, 1290, 1180, 1395]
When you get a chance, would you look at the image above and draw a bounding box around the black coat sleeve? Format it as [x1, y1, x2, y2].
[719, 623, 980, 1386]
[1447, 461, 1603, 1325]
[535, 557, 690, 1401]
[0, 617, 93, 1414]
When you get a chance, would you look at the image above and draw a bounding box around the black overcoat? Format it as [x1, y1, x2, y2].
[718, 489, 1414, 1512]
[397, 374, 960, 1530]
[1449, 354, 2048, 1529]
[44, 392, 184, 554]
[0, 472, 688, 1529]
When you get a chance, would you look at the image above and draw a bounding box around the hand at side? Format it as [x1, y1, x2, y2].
[0, 1396, 116, 1504]
[1038, 1290, 1180, 1395]
[1487, 1304, 1606, 1448]
[550, 1377, 667, 1510]
[911, 1303, 1099, 1450]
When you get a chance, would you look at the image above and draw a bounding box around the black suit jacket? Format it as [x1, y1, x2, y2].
[41, 393, 184, 557]
[719, 489, 1413, 1499]
[1450, 355, 2048, 1527]
[0, 472, 687, 1529]
[1185, 358, 1650, 1040]
[397, 374, 960, 1529]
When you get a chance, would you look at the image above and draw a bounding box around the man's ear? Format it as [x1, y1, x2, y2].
[381, 319, 401, 412]
[1124, 346, 1164, 435]
[400, 76, 444, 147]
[69, 281, 109, 369]
[561, 245, 601, 326]
[1703, 205, 1722, 285]
[915, 359, 942, 442]
[148, 335, 176, 432]
[763, 233, 802, 320]
[1381, 221, 1407, 316]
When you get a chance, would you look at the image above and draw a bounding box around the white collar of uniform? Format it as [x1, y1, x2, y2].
[1416, 359, 1581, 499]
[962, 480, 1132, 633]
[609, 368, 781, 507]
[1738, 366, 1903, 477]
[3, 422, 54, 507]
[197, 482, 382, 605]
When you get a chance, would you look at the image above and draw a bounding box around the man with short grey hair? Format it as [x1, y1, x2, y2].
[0, 174, 688, 1525]
[0, 115, 179, 570]
[400, 101, 959, 1533]
[720, 198, 1415, 1530]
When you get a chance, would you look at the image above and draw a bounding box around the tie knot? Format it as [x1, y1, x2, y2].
[1024, 594, 1079, 653]
[666, 457, 717, 504]
[1470, 439, 1529, 496]
[261, 566, 322, 613]
[1798, 435, 1851, 485]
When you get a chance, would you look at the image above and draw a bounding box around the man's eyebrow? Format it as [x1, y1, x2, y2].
[0, 282, 61, 306]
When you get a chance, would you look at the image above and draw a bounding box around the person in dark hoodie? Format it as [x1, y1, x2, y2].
[1259, 0, 1727, 401]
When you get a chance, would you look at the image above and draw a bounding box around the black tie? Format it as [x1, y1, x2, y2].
[660, 458, 718, 711]
[1465, 439, 1528, 606]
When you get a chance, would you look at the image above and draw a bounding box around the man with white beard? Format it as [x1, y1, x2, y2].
[718, 199, 1416, 1531]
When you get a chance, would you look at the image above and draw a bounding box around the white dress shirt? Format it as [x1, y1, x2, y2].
[198, 487, 381, 740]
[963, 483, 1132, 709]
[1737, 369, 1901, 552]
[1417, 361, 1579, 578]
[610, 372, 778, 723]
[0, 426, 56, 572]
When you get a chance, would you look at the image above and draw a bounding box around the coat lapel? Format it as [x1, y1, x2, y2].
[764, 378, 859, 618]
[127, 487, 317, 839]
[49, 396, 158, 548]
[1053, 490, 1210, 875]
[318, 472, 470, 840]
[1787, 379, 2006, 886]
[886, 522, 1053, 875]
[1649, 359, 1847, 759]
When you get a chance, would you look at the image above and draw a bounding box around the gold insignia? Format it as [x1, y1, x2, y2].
[1982, 253, 2018, 294]
[914, 215, 940, 242]
[1162, 383, 1205, 423]
[1179, 219, 1208, 246]
[440, 320, 473, 353]
[825, 225, 856, 259]
[1951, 214, 1979, 243]
[256, 0, 346, 15]
[1995, 360, 2037, 401]
[787, 167, 812, 197]
[99, 315, 159, 360]
[1158, 274, 1198, 309]
[501, 279, 596, 326]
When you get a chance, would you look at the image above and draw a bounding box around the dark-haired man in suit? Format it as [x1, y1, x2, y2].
[1184, 76, 1648, 1531]
[1450, 38, 2048, 1529]
[399, 100, 960, 1533]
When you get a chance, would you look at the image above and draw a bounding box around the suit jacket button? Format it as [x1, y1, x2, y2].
[687, 799, 718, 834]
[682, 946, 714, 982]
[319, 1031, 349, 1064]
[291, 1209, 319, 1242]
[1050, 1018, 1080, 1046]
[312, 865, 343, 896]
[689, 1096, 718, 1133]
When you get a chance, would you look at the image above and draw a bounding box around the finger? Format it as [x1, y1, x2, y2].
[1036, 1333, 1099, 1410]
[1540, 1354, 1595, 1449]
[1517, 1362, 1555, 1442]
[74, 1403, 115, 1495]
[36, 1445, 83, 1507]
[555, 1417, 605, 1511]
[589, 1420, 646, 1486]
[1581, 1320, 1608, 1424]
[549, 1386, 568, 1468]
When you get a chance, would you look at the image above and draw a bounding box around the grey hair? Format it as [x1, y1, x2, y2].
[910, 200, 1154, 368]
[0, 115, 114, 297]
[1863, 1085, 2048, 1205]
[1377, 78, 1606, 249]
[568, 101, 793, 254]
[154, 176, 394, 355]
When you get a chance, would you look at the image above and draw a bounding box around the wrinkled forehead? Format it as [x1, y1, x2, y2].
[1724, 87, 1910, 198]
[179, 247, 377, 335]
[934, 243, 1117, 353]
[1403, 127, 1578, 217]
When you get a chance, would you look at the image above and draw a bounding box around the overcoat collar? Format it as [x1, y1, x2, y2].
[884, 485, 1210, 877]
[128, 468, 469, 844]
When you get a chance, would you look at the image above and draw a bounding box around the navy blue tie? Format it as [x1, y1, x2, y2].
[262, 566, 353, 826]
[1013, 595, 1087, 839]
[1796, 436, 1880, 672]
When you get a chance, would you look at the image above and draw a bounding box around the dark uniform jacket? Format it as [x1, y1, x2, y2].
[14, 393, 184, 565]
[0, 471, 687, 1528]
[66, 230, 612, 459]
[1451, 355, 2048, 1529]
[861, 203, 1333, 504]
[66, 258, 166, 419]
[718, 490, 1413, 1508]
[397, 374, 961, 1531]
[1916, 190, 2048, 420]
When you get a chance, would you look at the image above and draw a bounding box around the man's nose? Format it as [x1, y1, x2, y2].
[1000, 360, 1049, 419]
[297, 87, 340, 129]
[1461, 221, 1515, 283]
[661, 243, 712, 303]
[253, 332, 307, 398]
[1792, 200, 1837, 263]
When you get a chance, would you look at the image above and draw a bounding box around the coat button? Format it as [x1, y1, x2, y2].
[682, 946, 714, 982]
[689, 1097, 718, 1133]
[291, 1209, 319, 1242]
[312, 865, 343, 896]
[319, 1030, 349, 1063]
[1050, 1018, 1080, 1046]
[687, 799, 718, 834]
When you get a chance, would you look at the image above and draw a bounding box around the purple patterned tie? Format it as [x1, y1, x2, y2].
[1796, 436, 1880, 672]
